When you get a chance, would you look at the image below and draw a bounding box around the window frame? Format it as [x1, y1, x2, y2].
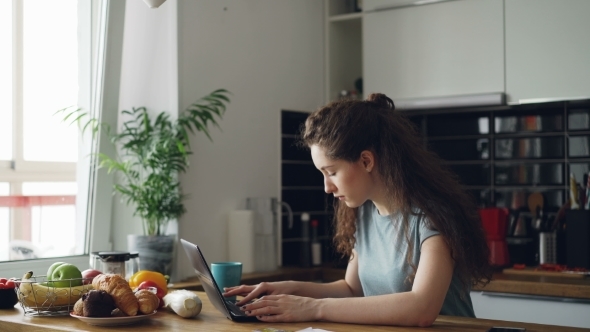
[1, 0, 125, 277]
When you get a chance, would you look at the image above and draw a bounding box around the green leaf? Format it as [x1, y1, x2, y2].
[54, 89, 231, 235]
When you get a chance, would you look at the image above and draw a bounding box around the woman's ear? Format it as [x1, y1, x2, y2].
[359, 150, 375, 173]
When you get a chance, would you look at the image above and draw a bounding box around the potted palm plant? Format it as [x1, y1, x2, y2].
[60, 89, 230, 276]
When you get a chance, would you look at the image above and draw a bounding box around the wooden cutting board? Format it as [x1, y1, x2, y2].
[503, 267, 589, 278]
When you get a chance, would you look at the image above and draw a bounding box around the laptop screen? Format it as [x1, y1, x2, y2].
[180, 238, 234, 319]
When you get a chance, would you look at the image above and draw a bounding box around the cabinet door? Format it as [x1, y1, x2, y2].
[363, 0, 419, 12]
[363, 0, 504, 101]
[505, 0, 590, 104]
[471, 291, 590, 329]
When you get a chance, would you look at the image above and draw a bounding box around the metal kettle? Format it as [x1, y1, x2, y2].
[245, 197, 293, 271]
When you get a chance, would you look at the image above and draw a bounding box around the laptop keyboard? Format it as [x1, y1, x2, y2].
[225, 300, 247, 317]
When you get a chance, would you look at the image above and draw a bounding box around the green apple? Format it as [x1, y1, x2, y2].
[47, 263, 82, 288]
[46, 262, 67, 279]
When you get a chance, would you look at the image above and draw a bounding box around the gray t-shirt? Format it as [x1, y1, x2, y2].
[354, 201, 475, 318]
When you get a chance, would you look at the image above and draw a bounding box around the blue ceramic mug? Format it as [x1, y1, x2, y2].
[211, 262, 242, 301]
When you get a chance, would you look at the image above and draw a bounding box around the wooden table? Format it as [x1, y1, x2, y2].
[172, 266, 590, 300]
[0, 291, 588, 332]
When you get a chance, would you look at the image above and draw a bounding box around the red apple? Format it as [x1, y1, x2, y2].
[81, 269, 103, 285]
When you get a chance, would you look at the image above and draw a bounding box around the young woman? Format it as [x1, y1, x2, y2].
[224, 93, 491, 326]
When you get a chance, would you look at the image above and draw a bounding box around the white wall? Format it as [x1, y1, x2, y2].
[111, 0, 179, 257]
[112, 0, 324, 282]
[175, 0, 324, 281]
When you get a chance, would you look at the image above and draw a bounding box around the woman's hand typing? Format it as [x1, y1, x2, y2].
[223, 281, 296, 306]
[240, 294, 322, 322]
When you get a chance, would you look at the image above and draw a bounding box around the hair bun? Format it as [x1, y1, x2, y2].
[366, 93, 395, 110]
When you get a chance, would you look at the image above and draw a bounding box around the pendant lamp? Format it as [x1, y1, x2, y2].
[143, 0, 167, 9]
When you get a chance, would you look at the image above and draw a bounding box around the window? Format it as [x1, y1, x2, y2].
[0, 0, 124, 276]
[0, 3, 11, 162]
[0, 0, 80, 263]
[0, 183, 9, 261]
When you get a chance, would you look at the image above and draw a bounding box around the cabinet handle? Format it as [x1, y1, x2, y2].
[371, 0, 456, 13]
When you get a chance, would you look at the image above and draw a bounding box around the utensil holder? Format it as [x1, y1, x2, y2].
[565, 209, 590, 269]
[539, 231, 556, 264]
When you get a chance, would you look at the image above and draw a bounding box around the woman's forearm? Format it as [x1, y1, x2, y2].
[288, 279, 357, 299]
[315, 292, 438, 327]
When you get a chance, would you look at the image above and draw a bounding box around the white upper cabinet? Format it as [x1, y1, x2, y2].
[363, 0, 504, 101]
[505, 0, 590, 104]
[363, 0, 425, 12]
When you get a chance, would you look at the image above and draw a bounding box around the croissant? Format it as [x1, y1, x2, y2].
[73, 298, 84, 316]
[135, 289, 159, 314]
[92, 274, 138, 316]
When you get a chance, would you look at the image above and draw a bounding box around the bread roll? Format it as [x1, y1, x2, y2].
[92, 274, 138, 316]
[135, 289, 159, 314]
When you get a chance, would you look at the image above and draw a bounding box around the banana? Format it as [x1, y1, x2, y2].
[22, 270, 33, 280]
[17, 270, 93, 309]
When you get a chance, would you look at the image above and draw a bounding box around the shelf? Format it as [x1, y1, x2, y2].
[281, 186, 324, 190]
[493, 186, 566, 191]
[404, 102, 590, 208]
[494, 132, 566, 138]
[328, 12, 362, 22]
[462, 186, 493, 190]
[282, 211, 333, 216]
[493, 159, 566, 164]
[427, 132, 568, 141]
[281, 160, 314, 165]
[494, 158, 566, 163]
[428, 135, 490, 141]
[442, 160, 489, 165]
[283, 236, 332, 243]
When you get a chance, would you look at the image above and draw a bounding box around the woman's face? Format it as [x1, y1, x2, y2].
[310, 145, 374, 209]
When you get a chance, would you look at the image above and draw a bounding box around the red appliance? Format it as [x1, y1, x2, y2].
[479, 207, 510, 267]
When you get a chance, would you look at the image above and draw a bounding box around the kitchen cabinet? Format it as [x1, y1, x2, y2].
[471, 291, 590, 329]
[505, 0, 590, 104]
[324, 0, 363, 102]
[363, 0, 504, 102]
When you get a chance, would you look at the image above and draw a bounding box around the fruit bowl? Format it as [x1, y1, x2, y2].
[0, 288, 18, 309]
[15, 275, 93, 316]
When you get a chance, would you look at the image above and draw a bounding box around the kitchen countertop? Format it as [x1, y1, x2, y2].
[0, 291, 588, 331]
[472, 272, 590, 300]
[171, 266, 590, 300]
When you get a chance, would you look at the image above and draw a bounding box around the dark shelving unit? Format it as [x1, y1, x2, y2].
[406, 99, 590, 212]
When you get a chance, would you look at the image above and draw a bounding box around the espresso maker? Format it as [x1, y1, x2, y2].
[479, 207, 510, 267]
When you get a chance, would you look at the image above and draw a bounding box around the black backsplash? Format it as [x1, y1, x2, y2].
[280, 110, 342, 268]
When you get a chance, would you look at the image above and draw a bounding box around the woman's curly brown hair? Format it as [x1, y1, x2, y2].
[300, 93, 492, 290]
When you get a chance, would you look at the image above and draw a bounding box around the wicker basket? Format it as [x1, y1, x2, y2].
[14, 275, 93, 316]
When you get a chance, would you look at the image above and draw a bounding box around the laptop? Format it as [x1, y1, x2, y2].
[180, 238, 259, 322]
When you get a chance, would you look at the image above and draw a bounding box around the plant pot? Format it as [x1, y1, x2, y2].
[127, 234, 176, 277]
